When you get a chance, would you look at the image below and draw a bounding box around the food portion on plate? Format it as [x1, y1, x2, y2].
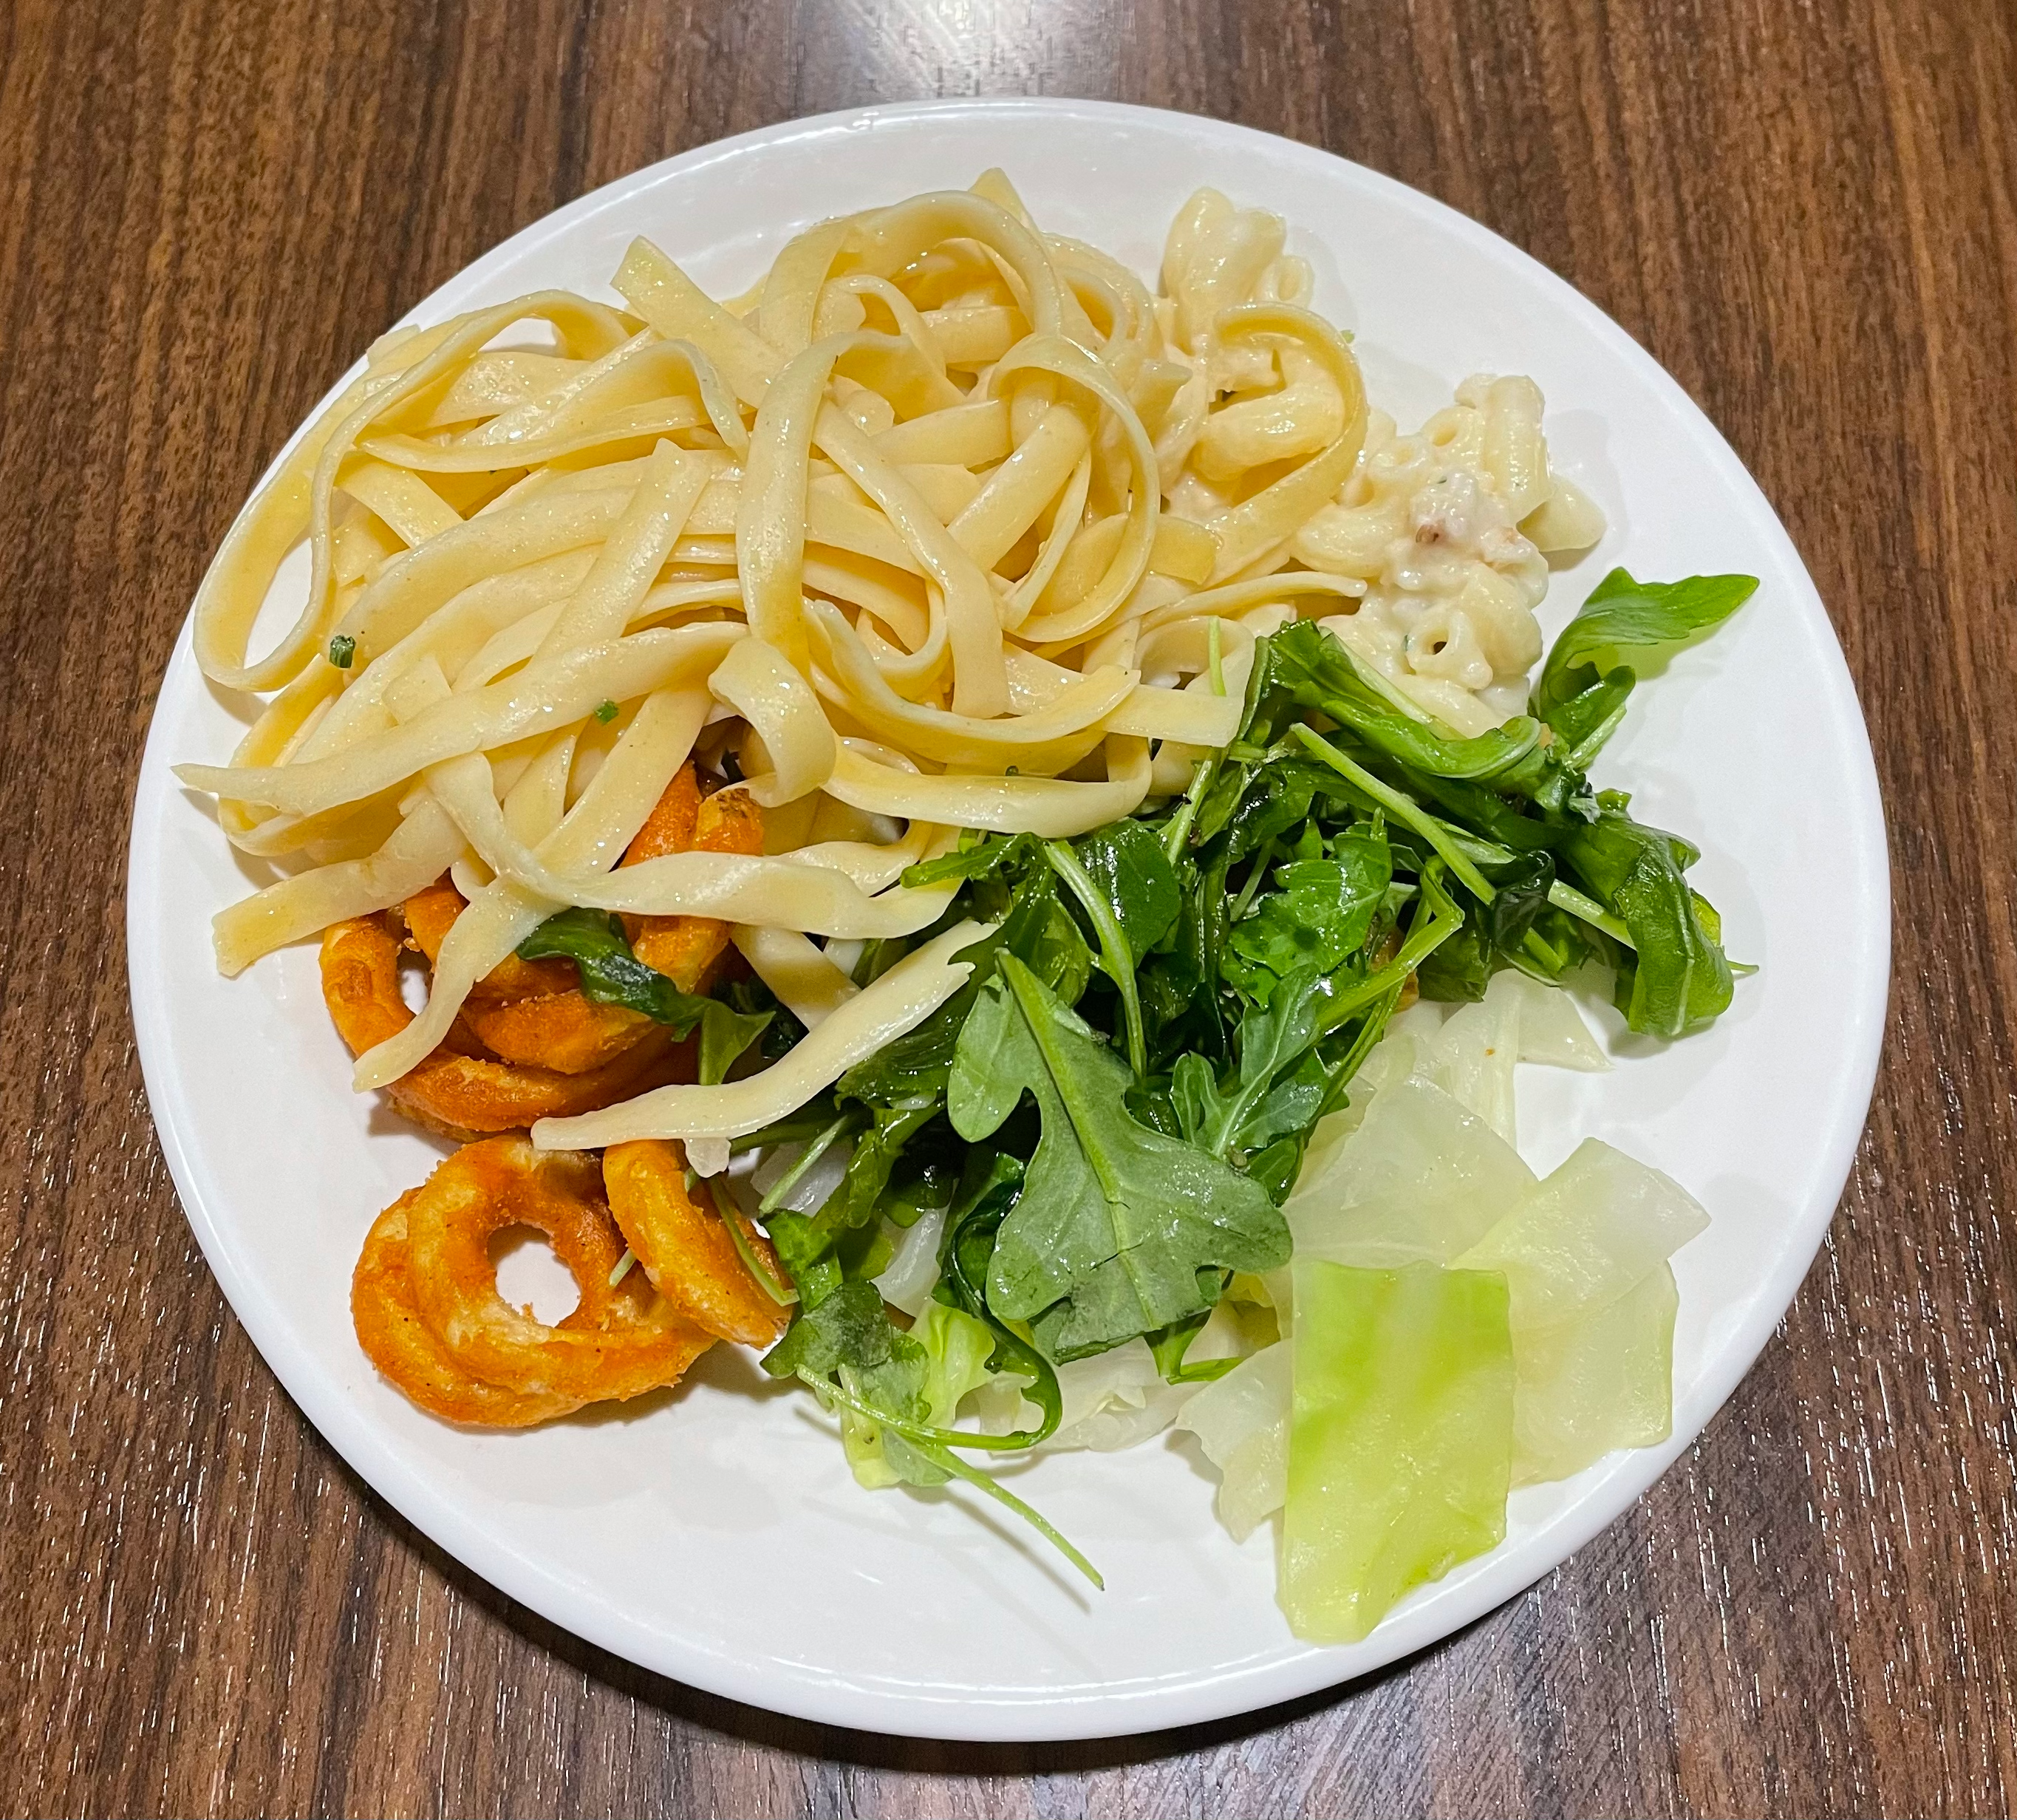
[175, 171, 1754, 1643]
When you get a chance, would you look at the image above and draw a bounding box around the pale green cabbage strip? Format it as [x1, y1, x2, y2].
[1174, 978, 1710, 1645]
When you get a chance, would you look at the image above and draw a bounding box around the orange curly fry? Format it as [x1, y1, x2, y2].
[456, 989, 655, 1075]
[621, 760, 705, 865]
[403, 882, 575, 1005]
[628, 781, 764, 990]
[352, 1192, 588, 1428]
[388, 766, 765, 1077]
[604, 1139, 791, 1347]
[398, 1138, 714, 1404]
[319, 914, 683, 1141]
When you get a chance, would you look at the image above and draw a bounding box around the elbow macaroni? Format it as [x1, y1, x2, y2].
[1289, 376, 1603, 735]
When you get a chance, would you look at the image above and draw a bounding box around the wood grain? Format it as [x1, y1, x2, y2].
[1, 0, 2011, 1813]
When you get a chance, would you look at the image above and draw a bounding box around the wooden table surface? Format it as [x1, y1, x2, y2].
[4, 0, 2012, 1813]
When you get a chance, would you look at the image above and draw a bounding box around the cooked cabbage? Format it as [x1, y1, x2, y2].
[1277, 1259, 1514, 1643]
[1173, 1343, 1291, 1541]
[1043, 1338, 1196, 1451]
[1388, 974, 1608, 1144]
[1414, 988, 1522, 1142]
[1188, 1017, 1702, 1644]
[871, 1204, 947, 1317]
[1455, 1137, 1707, 1482]
[1505, 1266, 1677, 1484]
[1502, 972, 1609, 1072]
[1285, 1074, 1535, 1269]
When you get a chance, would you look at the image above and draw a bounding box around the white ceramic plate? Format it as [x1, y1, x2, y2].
[128, 98, 1888, 1742]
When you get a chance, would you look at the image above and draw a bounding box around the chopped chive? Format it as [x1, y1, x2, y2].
[327, 635, 355, 669]
[593, 698, 618, 724]
[607, 1248, 637, 1287]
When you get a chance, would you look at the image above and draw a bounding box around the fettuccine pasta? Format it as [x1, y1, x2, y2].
[178, 173, 1603, 1145]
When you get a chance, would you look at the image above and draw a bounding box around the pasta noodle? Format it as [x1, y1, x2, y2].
[177, 174, 1603, 1143]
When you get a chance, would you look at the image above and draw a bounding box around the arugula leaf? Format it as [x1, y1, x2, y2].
[949, 955, 1289, 1360]
[1416, 924, 1493, 1003]
[1236, 1049, 1332, 1154]
[764, 1278, 912, 1384]
[1560, 811, 1733, 1036]
[1269, 620, 1545, 782]
[847, 936, 909, 987]
[1290, 725, 1501, 902]
[721, 973, 807, 1065]
[1004, 870, 1096, 1006]
[845, 1101, 939, 1213]
[516, 907, 768, 1083]
[762, 1108, 970, 1305]
[834, 871, 1090, 1111]
[876, 1116, 963, 1230]
[1198, 757, 1328, 865]
[1071, 818, 1182, 956]
[901, 830, 1041, 890]
[1416, 851, 1557, 1003]
[1146, 1309, 1240, 1384]
[1167, 1052, 1222, 1149]
[1045, 822, 1177, 1080]
[763, 1284, 955, 1483]
[1535, 568, 1758, 735]
[762, 1278, 1099, 1582]
[1045, 839, 1154, 1077]
[1225, 839, 1391, 997]
[778, 875, 1092, 1305]
[933, 1151, 1062, 1444]
[1136, 835, 1235, 1071]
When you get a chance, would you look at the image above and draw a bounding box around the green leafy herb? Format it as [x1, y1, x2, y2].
[1289, 725, 1498, 902]
[1071, 819, 1182, 957]
[1146, 1311, 1240, 1383]
[933, 1152, 1063, 1443]
[593, 698, 619, 724]
[1225, 839, 1391, 998]
[761, 1281, 1098, 1584]
[515, 907, 768, 1083]
[1043, 839, 1152, 1077]
[1562, 811, 1733, 1036]
[949, 955, 1290, 1360]
[901, 830, 1040, 889]
[738, 584, 1756, 1590]
[1269, 619, 1543, 782]
[1535, 568, 1758, 735]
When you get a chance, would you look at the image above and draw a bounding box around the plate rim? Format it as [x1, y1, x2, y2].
[126, 94, 1892, 1742]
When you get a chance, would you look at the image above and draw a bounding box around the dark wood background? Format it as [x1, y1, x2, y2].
[3, 0, 2011, 1813]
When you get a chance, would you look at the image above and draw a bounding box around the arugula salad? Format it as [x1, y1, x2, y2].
[699, 569, 1755, 1640]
